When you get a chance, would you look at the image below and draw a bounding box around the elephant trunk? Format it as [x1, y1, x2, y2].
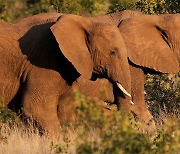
[108, 59, 133, 104]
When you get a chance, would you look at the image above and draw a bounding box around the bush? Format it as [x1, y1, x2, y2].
[51, 91, 180, 154]
[108, 0, 180, 14]
[136, 0, 180, 14]
[0, 91, 179, 153]
[108, 0, 137, 13]
[0, 0, 107, 22]
[145, 74, 180, 125]
[0, 106, 19, 124]
[0, 0, 26, 22]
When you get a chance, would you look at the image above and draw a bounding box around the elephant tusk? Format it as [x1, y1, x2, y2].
[116, 82, 134, 104]
[116, 82, 131, 98]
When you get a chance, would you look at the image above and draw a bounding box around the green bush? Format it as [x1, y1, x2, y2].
[0, 0, 25, 22]
[108, 0, 180, 14]
[108, 0, 137, 13]
[0, 0, 106, 22]
[0, 106, 19, 124]
[24, 0, 106, 16]
[136, 0, 180, 14]
[0, 92, 179, 153]
[136, 0, 168, 14]
[145, 74, 180, 119]
[51, 91, 180, 154]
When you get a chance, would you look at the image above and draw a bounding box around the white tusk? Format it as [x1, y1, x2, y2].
[130, 101, 134, 105]
[116, 82, 131, 98]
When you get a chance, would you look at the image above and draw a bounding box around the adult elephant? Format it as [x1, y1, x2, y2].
[0, 13, 132, 135]
[91, 10, 180, 131]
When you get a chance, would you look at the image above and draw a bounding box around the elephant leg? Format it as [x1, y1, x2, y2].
[0, 78, 20, 107]
[0, 64, 20, 107]
[22, 89, 61, 136]
[21, 69, 64, 136]
[118, 65, 156, 132]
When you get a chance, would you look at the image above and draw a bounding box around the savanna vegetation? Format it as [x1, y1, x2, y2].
[0, 91, 179, 153]
[0, 0, 179, 153]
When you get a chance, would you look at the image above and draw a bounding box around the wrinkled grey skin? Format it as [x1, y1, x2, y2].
[90, 10, 180, 132]
[0, 13, 131, 135]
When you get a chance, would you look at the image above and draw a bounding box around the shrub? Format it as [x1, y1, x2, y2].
[145, 74, 180, 123]
[108, 0, 137, 13]
[108, 0, 180, 14]
[0, 91, 179, 153]
[136, 0, 180, 14]
[0, 0, 107, 22]
[0, 106, 19, 124]
[52, 91, 180, 154]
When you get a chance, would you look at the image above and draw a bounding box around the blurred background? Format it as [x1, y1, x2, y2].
[1, 0, 180, 22]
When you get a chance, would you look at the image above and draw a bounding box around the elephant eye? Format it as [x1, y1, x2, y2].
[110, 50, 117, 57]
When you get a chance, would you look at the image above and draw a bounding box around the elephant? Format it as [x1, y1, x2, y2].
[89, 10, 180, 131]
[0, 12, 132, 135]
[57, 76, 117, 124]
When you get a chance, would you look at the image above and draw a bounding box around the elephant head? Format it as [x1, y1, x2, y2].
[119, 14, 180, 73]
[50, 14, 132, 99]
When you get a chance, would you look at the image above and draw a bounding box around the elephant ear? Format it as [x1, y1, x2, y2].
[119, 16, 179, 73]
[50, 14, 93, 79]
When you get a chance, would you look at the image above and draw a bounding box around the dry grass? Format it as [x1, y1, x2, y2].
[0, 123, 78, 154]
[0, 124, 52, 154]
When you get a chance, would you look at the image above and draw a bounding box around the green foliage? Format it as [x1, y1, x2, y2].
[108, 0, 137, 13]
[73, 90, 106, 129]
[51, 91, 180, 154]
[145, 74, 180, 120]
[0, 91, 179, 153]
[108, 0, 180, 14]
[136, 0, 180, 14]
[153, 118, 180, 153]
[0, 0, 106, 22]
[0, 106, 19, 124]
[50, 141, 69, 154]
[136, 0, 167, 14]
[0, 0, 27, 22]
[25, 0, 94, 15]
